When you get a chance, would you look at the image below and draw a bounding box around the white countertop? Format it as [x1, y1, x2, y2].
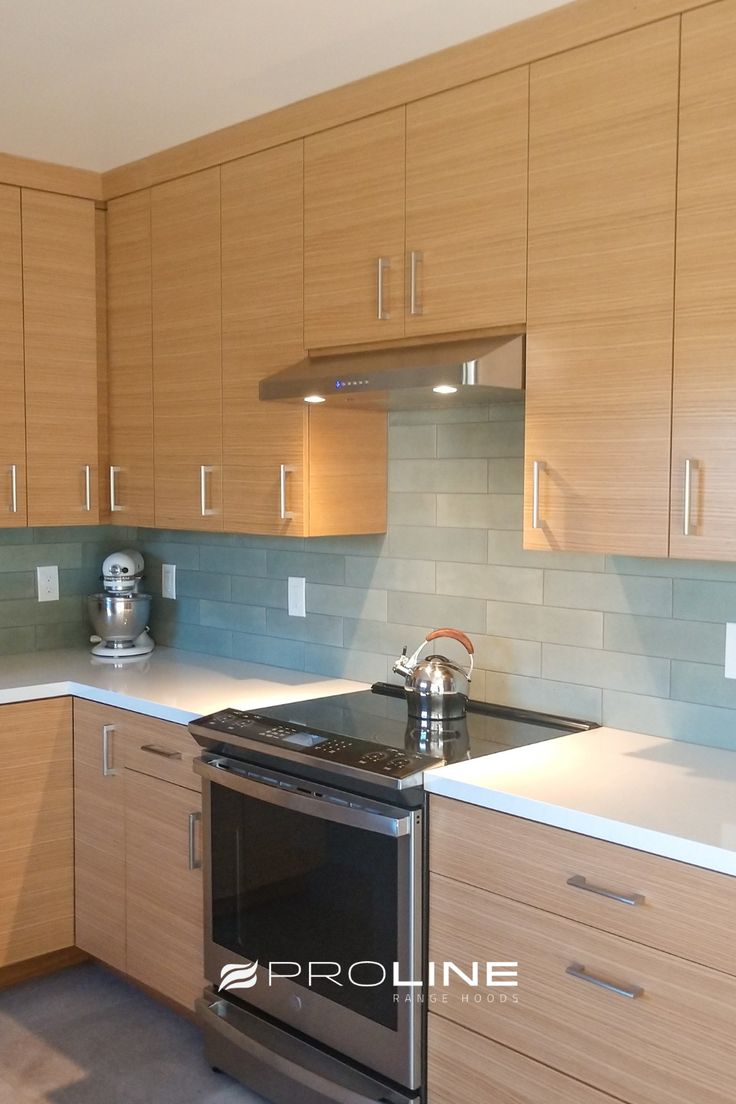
[426, 726, 736, 877]
[0, 646, 368, 724]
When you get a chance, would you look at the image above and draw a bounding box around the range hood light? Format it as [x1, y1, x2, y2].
[432, 384, 458, 395]
[304, 394, 326, 404]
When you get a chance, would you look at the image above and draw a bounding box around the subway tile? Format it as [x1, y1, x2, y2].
[200, 600, 267, 634]
[306, 584, 387, 621]
[389, 406, 489, 426]
[152, 596, 200, 625]
[0, 596, 84, 628]
[0, 528, 34, 546]
[35, 622, 88, 650]
[486, 601, 603, 648]
[604, 614, 725, 665]
[488, 457, 524, 494]
[472, 634, 541, 677]
[436, 494, 495, 529]
[670, 661, 736, 710]
[231, 575, 287, 609]
[231, 631, 305, 670]
[137, 540, 200, 571]
[0, 572, 36, 600]
[267, 550, 345, 585]
[673, 579, 736, 624]
[59, 569, 87, 596]
[388, 423, 437, 459]
[304, 644, 388, 684]
[34, 526, 123, 544]
[153, 621, 233, 658]
[388, 525, 487, 563]
[389, 459, 487, 494]
[437, 420, 523, 459]
[0, 625, 36, 654]
[346, 556, 435, 593]
[602, 690, 736, 750]
[343, 618, 430, 657]
[488, 401, 524, 422]
[266, 608, 343, 646]
[607, 554, 736, 583]
[199, 545, 266, 577]
[437, 562, 543, 604]
[388, 592, 487, 634]
[0, 543, 82, 572]
[388, 493, 436, 527]
[544, 570, 672, 616]
[543, 644, 670, 697]
[306, 535, 387, 557]
[177, 569, 231, 602]
[483, 671, 602, 722]
[488, 530, 605, 573]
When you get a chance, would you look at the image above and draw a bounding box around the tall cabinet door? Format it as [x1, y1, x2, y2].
[671, 3, 736, 560]
[73, 700, 126, 972]
[22, 190, 99, 526]
[107, 192, 155, 526]
[405, 67, 528, 337]
[0, 185, 26, 527]
[222, 142, 307, 535]
[151, 168, 222, 530]
[304, 107, 406, 348]
[523, 20, 679, 556]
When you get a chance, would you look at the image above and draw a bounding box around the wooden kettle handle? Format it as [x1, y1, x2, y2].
[425, 628, 475, 655]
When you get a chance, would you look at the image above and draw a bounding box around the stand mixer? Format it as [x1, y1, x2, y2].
[88, 550, 155, 658]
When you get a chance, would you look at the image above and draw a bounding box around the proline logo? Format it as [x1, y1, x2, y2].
[218, 959, 518, 994]
[219, 961, 260, 992]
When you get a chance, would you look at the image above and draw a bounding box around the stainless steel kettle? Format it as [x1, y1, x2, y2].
[393, 628, 475, 721]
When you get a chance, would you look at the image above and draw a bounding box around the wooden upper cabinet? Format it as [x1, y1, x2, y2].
[0, 185, 26, 527]
[107, 191, 154, 527]
[523, 20, 679, 556]
[671, 2, 736, 560]
[304, 107, 406, 348]
[405, 67, 528, 336]
[22, 190, 99, 526]
[151, 167, 222, 530]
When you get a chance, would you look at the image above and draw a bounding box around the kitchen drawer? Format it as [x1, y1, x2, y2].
[430, 795, 736, 975]
[430, 872, 736, 1104]
[428, 1014, 616, 1104]
[122, 712, 200, 791]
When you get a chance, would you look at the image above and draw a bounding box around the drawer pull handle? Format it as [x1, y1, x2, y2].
[140, 743, 182, 760]
[188, 811, 202, 870]
[566, 963, 643, 1000]
[567, 874, 645, 907]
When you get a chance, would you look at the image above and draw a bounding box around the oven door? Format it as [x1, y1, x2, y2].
[194, 754, 423, 1091]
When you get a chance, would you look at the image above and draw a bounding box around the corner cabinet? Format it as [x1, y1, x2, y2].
[0, 185, 26, 527]
[523, 20, 680, 556]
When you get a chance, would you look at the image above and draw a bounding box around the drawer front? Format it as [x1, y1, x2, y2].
[122, 712, 200, 791]
[430, 795, 736, 974]
[428, 1015, 616, 1104]
[430, 873, 736, 1104]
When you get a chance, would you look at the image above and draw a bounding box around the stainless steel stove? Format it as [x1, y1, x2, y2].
[189, 683, 596, 1104]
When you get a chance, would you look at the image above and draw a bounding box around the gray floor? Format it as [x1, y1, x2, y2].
[0, 964, 265, 1103]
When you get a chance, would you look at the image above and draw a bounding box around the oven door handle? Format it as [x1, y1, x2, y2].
[193, 756, 413, 838]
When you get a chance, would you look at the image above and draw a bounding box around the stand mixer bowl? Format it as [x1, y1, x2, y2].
[87, 593, 151, 647]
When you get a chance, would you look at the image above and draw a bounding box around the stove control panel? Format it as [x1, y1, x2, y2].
[190, 708, 437, 779]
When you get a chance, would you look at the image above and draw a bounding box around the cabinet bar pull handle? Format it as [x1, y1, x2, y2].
[566, 962, 643, 1000]
[188, 810, 202, 870]
[376, 257, 390, 321]
[140, 743, 182, 760]
[279, 464, 295, 520]
[83, 465, 92, 512]
[200, 465, 215, 516]
[567, 874, 645, 907]
[409, 250, 423, 316]
[9, 465, 17, 513]
[683, 458, 696, 537]
[102, 724, 116, 776]
[110, 466, 122, 512]
[532, 460, 546, 529]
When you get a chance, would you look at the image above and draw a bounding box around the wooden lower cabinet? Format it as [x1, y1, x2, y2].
[0, 699, 74, 967]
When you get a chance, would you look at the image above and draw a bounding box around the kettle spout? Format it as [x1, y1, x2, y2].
[392, 646, 413, 680]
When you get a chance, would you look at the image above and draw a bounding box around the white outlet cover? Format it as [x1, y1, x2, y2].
[725, 623, 736, 680]
[288, 576, 306, 618]
[162, 563, 176, 600]
[36, 565, 59, 602]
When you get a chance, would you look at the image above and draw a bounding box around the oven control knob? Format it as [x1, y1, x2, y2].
[289, 994, 303, 1012]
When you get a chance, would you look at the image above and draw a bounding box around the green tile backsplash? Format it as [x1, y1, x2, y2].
[1, 402, 735, 749]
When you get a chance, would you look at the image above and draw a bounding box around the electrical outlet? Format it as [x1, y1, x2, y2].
[726, 624, 736, 679]
[288, 576, 306, 618]
[36, 565, 59, 602]
[162, 563, 176, 600]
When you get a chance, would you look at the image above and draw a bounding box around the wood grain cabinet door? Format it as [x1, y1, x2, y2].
[107, 191, 155, 527]
[151, 167, 223, 530]
[73, 700, 126, 972]
[671, 3, 736, 559]
[405, 67, 529, 337]
[0, 185, 26, 527]
[304, 107, 406, 348]
[524, 20, 679, 556]
[22, 190, 99, 526]
[125, 770, 204, 1010]
[0, 699, 73, 967]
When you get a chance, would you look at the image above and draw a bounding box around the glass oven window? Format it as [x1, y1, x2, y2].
[211, 784, 400, 1031]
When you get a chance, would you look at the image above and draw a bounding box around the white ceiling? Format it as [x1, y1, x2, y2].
[0, 0, 566, 172]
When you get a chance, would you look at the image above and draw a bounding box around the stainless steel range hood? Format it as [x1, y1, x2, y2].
[259, 335, 525, 410]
